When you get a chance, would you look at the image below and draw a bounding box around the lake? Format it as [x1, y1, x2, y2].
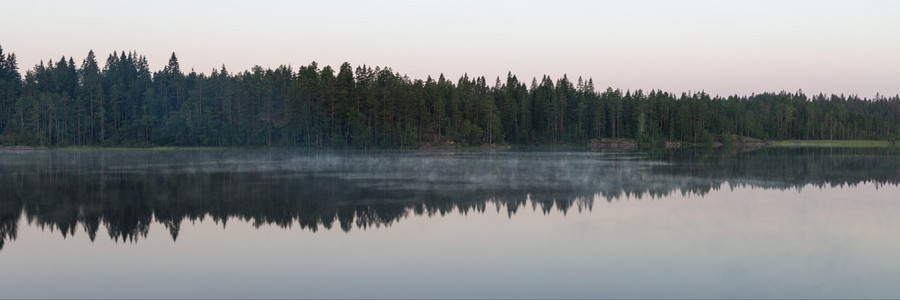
[1, 148, 900, 298]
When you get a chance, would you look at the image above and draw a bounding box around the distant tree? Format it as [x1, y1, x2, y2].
[2, 44, 900, 147]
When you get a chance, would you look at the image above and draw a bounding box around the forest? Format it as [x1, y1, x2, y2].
[1, 45, 900, 148]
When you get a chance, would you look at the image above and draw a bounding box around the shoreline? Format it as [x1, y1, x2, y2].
[0, 139, 892, 151]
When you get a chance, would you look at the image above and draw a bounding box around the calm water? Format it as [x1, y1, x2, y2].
[2, 148, 900, 298]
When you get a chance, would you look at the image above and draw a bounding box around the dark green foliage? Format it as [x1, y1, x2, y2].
[1, 46, 899, 147]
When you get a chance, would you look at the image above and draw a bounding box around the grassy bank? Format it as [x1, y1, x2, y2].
[769, 140, 895, 147]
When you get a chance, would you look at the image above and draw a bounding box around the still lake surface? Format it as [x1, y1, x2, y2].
[1, 148, 900, 298]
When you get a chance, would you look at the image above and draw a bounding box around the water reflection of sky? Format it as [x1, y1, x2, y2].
[2, 183, 899, 298]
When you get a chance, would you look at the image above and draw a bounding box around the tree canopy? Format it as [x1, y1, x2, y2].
[1, 46, 899, 148]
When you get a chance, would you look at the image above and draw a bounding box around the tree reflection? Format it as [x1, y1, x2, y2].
[1, 148, 899, 251]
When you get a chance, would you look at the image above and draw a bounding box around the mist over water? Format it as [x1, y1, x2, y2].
[2, 148, 900, 298]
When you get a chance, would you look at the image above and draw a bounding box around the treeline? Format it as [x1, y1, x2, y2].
[2, 46, 900, 148]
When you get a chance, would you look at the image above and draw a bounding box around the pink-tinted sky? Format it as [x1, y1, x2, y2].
[3, 0, 899, 97]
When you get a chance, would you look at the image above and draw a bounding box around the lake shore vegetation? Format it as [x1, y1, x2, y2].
[2, 46, 899, 149]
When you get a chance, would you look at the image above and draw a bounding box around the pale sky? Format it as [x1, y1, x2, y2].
[3, 0, 899, 97]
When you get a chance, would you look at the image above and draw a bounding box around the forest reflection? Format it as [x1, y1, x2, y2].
[1, 148, 899, 251]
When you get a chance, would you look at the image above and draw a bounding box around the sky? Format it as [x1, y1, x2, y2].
[2, 0, 899, 97]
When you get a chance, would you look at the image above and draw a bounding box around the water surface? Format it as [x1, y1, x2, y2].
[1, 148, 899, 298]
